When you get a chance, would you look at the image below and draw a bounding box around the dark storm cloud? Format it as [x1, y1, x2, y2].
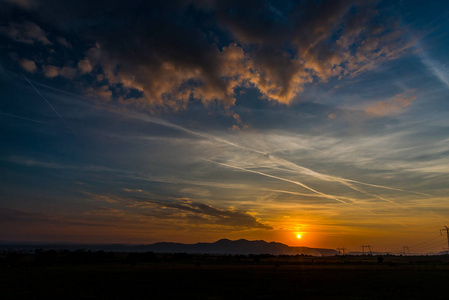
[145, 199, 272, 229]
[0, 20, 51, 45]
[2, 0, 412, 110]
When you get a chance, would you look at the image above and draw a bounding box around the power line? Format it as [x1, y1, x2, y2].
[413, 241, 447, 253]
[413, 239, 446, 250]
[410, 235, 442, 248]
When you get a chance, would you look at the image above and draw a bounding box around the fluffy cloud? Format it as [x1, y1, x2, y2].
[0, 21, 51, 45]
[41, 64, 77, 79]
[77, 57, 92, 74]
[4, 0, 413, 111]
[19, 58, 37, 72]
[42, 65, 58, 78]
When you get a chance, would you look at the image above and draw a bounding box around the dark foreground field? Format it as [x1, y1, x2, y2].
[1, 253, 449, 299]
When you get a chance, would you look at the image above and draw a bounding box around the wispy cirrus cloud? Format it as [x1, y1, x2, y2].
[418, 49, 449, 89]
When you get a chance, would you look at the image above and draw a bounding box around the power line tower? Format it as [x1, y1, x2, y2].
[402, 246, 410, 256]
[337, 247, 347, 255]
[440, 226, 449, 254]
[361, 245, 372, 255]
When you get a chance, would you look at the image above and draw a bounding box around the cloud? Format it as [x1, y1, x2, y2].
[1, 0, 36, 9]
[418, 49, 449, 89]
[18, 58, 37, 73]
[42, 65, 59, 78]
[0, 207, 107, 227]
[4, 0, 413, 111]
[84, 85, 113, 102]
[84, 207, 124, 216]
[56, 36, 71, 48]
[77, 57, 92, 74]
[58, 66, 77, 79]
[41, 64, 77, 79]
[5, 156, 119, 173]
[0, 21, 51, 45]
[365, 92, 416, 116]
[147, 199, 272, 229]
[83, 192, 119, 204]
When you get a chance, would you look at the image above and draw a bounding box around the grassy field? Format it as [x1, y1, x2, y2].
[1, 254, 449, 299]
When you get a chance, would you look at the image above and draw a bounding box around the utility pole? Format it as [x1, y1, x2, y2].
[440, 226, 449, 254]
[337, 247, 347, 255]
[402, 246, 410, 256]
[361, 245, 372, 255]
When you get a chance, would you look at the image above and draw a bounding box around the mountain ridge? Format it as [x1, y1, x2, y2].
[0, 239, 338, 256]
[145, 238, 338, 256]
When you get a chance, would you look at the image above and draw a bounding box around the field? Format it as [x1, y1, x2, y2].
[1, 253, 449, 299]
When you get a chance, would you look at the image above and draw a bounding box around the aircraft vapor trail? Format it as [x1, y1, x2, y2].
[0, 112, 45, 124]
[12, 75, 428, 198]
[203, 158, 374, 213]
[125, 111, 267, 155]
[339, 181, 406, 207]
[21, 74, 77, 135]
[261, 165, 409, 206]
[262, 189, 325, 198]
[343, 178, 430, 196]
[125, 111, 428, 197]
[263, 156, 429, 197]
[22, 74, 66, 120]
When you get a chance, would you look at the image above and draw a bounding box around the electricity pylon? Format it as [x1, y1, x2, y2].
[402, 246, 410, 256]
[440, 226, 449, 254]
[337, 247, 347, 255]
[361, 245, 372, 255]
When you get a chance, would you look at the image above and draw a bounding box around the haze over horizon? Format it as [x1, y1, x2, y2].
[1, 0, 449, 254]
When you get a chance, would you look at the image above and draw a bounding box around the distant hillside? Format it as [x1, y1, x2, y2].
[143, 239, 338, 256]
[0, 239, 338, 256]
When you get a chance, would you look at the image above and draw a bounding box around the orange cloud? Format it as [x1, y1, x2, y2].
[19, 58, 36, 73]
[365, 92, 416, 116]
[42, 65, 59, 78]
[0, 21, 51, 45]
[8, 1, 414, 112]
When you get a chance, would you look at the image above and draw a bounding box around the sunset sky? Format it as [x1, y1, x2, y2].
[1, 0, 449, 253]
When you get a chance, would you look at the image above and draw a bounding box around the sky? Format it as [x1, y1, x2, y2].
[1, 0, 449, 253]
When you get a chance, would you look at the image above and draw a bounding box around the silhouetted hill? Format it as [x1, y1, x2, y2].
[144, 239, 338, 256]
[0, 239, 338, 256]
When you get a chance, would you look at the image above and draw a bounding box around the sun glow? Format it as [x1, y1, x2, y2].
[296, 234, 302, 239]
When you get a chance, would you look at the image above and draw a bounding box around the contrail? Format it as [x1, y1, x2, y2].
[21, 74, 76, 134]
[260, 156, 430, 197]
[261, 164, 411, 206]
[10, 73, 429, 198]
[203, 158, 373, 213]
[22, 74, 65, 120]
[418, 49, 449, 89]
[262, 188, 326, 198]
[124, 110, 267, 155]
[0, 112, 45, 124]
[124, 110, 427, 197]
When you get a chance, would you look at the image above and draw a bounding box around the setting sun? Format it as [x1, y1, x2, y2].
[296, 234, 302, 239]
